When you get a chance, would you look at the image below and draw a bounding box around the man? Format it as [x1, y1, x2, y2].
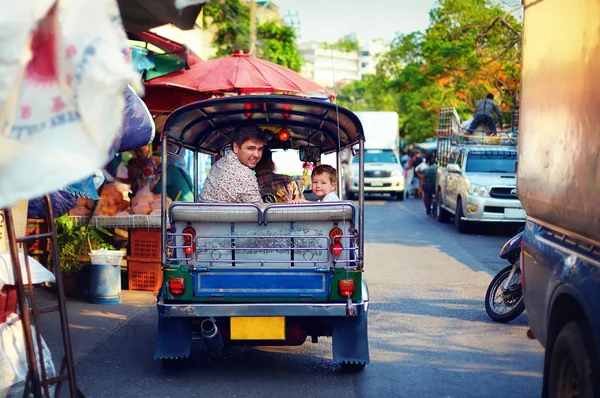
[254, 147, 301, 203]
[199, 124, 265, 203]
[409, 150, 424, 198]
[422, 153, 438, 218]
[468, 93, 504, 134]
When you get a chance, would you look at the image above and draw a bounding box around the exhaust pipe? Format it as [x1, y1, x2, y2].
[201, 319, 224, 353]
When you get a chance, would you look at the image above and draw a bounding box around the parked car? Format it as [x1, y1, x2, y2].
[436, 143, 525, 233]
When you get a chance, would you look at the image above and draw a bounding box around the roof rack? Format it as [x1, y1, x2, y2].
[436, 107, 518, 166]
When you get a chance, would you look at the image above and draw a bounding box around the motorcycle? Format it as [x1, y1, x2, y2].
[484, 231, 525, 322]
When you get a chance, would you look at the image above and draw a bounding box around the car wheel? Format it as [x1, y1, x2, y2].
[455, 198, 470, 233]
[548, 321, 599, 398]
[436, 192, 450, 223]
[391, 191, 404, 201]
[346, 190, 356, 201]
[340, 361, 367, 373]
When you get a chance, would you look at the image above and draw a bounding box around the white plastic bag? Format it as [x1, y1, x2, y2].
[0, 0, 141, 209]
[0, 252, 56, 291]
[0, 314, 56, 397]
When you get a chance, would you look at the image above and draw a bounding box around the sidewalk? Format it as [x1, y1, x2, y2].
[34, 287, 156, 368]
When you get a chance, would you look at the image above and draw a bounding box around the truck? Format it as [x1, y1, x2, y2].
[344, 112, 405, 200]
[435, 108, 525, 233]
[519, 0, 600, 396]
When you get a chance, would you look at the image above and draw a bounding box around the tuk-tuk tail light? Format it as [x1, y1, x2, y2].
[338, 279, 355, 297]
[169, 277, 185, 295]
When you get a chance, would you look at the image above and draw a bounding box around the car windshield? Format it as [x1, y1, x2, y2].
[466, 153, 517, 173]
[353, 151, 398, 163]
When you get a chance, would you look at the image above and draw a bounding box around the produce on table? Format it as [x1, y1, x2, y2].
[68, 183, 172, 217]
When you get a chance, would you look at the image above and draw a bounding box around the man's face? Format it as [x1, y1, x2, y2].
[233, 139, 264, 169]
[134, 146, 149, 159]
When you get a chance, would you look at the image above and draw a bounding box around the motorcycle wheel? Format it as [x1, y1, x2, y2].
[485, 263, 525, 323]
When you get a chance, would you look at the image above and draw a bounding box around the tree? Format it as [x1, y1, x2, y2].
[256, 21, 303, 72]
[203, 0, 250, 58]
[203, 0, 303, 71]
[339, 0, 522, 143]
[329, 38, 360, 53]
[337, 74, 397, 112]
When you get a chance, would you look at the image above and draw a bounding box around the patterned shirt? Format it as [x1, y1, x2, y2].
[256, 170, 301, 203]
[199, 151, 262, 203]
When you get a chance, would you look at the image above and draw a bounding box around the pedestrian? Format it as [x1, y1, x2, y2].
[410, 150, 424, 198]
[422, 153, 438, 217]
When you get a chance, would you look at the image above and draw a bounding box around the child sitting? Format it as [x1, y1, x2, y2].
[291, 164, 340, 203]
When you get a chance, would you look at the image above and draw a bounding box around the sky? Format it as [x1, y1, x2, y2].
[272, 0, 438, 44]
[265, 0, 438, 175]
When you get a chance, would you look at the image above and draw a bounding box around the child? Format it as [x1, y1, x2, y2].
[311, 164, 340, 202]
[290, 164, 339, 203]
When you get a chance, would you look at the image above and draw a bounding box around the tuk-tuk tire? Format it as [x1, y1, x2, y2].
[340, 361, 367, 373]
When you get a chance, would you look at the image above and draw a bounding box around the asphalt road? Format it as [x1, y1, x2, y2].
[70, 198, 543, 398]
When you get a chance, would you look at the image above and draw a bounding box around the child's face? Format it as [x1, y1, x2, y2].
[311, 172, 336, 199]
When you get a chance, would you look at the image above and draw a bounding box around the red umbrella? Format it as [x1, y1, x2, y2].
[146, 50, 335, 100]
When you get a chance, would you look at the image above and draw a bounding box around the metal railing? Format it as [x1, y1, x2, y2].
[165, 232, 359, 268]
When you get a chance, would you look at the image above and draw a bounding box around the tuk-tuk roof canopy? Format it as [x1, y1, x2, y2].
[161, 95, 365, 155]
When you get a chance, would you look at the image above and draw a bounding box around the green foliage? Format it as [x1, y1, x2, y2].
[203, 0, 303, 71]
[340, 0, 522, 143]
[55, 215, 115, 276]
[329, 38, 360, 53]
[257, 21, 303, 72]
[203, 0, 250, 57]
[337, 74, 397, 112]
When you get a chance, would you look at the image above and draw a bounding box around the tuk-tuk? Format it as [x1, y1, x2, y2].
[155, 95, 369, 371]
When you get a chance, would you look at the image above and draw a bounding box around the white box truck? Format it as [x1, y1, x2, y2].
[344, 111, 405, 200]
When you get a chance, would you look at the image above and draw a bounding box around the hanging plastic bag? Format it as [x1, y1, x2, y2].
[0, 314, 56, 397]
[113, 85, 155, 154]
[0, 0, 141, 209]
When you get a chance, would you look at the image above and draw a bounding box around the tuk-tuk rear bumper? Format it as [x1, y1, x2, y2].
[157, 299, 369, 318]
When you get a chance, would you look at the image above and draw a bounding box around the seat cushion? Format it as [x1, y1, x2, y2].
[170, 203, 261, 223]
[264, 202, 355, 223]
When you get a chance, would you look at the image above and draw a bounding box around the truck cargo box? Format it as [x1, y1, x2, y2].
[518, 0, 600, 242]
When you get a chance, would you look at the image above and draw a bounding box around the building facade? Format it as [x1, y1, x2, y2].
[298, 42, 361, 89]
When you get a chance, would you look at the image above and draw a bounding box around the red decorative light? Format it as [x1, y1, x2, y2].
[278, 129, 290, 141]
[331, 239, 343, 256]
[282, 104, 291, 119]
[329, 228, 343, 240]
[182, 227, 196, 256]
[244, 103, 253, 119]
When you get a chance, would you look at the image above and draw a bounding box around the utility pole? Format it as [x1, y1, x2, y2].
[249, 0, 257, 55]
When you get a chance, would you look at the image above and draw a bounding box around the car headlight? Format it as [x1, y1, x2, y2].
[467, 183, 490, 197]
[391, 169, 402, 177]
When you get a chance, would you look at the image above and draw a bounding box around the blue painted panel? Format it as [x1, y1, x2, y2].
[193, 269, 330, 297]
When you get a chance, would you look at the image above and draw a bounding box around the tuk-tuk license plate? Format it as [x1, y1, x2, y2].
[230, 317, 285, 340]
